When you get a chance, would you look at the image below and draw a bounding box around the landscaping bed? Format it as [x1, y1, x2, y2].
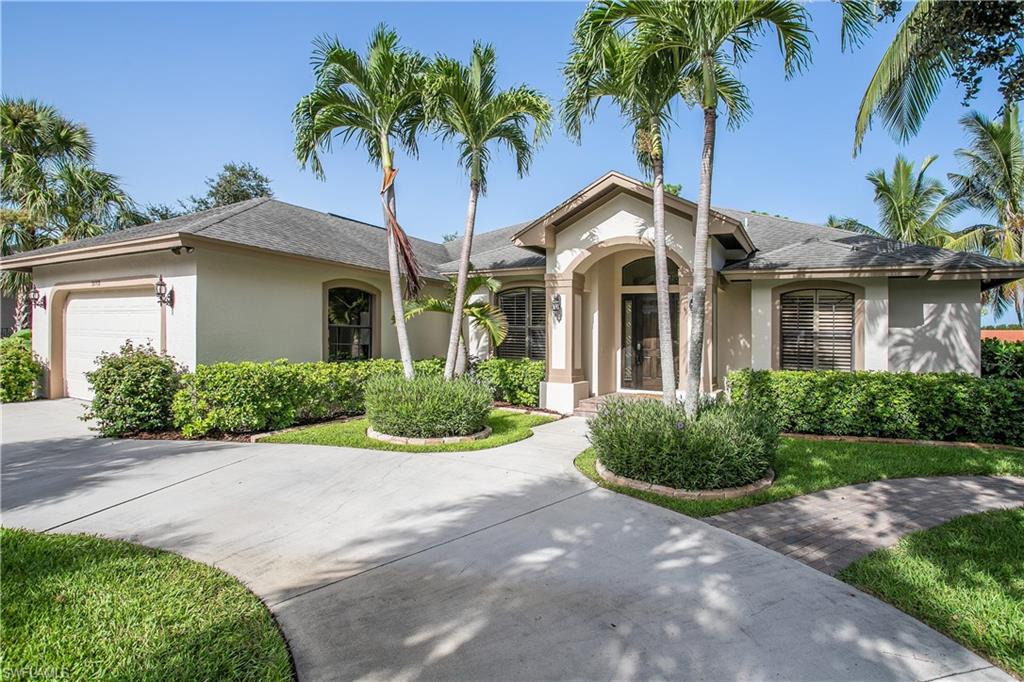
[259, 409, 556, 452]
[0, 528, 293, 681]
[840, 509, 1024, 678]
[575, 437, 1024, 517]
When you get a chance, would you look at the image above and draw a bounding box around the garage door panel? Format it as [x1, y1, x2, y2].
[65, 291, 161, 400]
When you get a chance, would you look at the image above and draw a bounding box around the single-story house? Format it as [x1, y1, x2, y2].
[4, 171, 1022, 413]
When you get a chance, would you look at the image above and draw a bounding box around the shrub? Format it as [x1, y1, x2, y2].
[0, 333, 41, 403]
[981, 338, 1024, 379]
[728, 369, 1024, 446]
[364, 374, 492, 438]
[588, 397, 777, 490]
[84, 342, 183, 436]
[171, 358, 446, 437]
[473, 358, 545, 406]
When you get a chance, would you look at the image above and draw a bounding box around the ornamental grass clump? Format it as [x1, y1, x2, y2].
[588, 397, 776, 491]
[364, 374, 492, 439]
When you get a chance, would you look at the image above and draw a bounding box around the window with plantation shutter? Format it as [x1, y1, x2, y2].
[497, 287, 546, 360]
[780, 289, 854, 371]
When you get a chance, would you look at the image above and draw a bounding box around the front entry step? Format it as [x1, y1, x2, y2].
[573, 392, 659, 418]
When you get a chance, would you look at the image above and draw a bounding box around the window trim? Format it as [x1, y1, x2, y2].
[771, 281, 864, 371]
[494, 285, 546, 360]
[322, 280, 381, 361]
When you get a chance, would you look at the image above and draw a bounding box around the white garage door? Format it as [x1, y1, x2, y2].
[64, 290, 161, 400]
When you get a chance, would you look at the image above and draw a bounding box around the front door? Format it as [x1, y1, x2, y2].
[621, 293, 679, 390]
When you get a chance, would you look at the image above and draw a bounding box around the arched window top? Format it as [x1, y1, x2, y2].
[622, 257, 679, 286]
[328, 287, 373, 361]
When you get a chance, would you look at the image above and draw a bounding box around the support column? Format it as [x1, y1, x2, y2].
[540, 272, 589, 414]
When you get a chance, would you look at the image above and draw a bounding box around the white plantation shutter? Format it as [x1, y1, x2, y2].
[497, 287, 546, 360]
[780, 289, 854, 371]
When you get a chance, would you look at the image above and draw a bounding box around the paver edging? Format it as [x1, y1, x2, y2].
[595, 459, 775, 500]
[784, 432, 1024, 453]
[366, 425, 493, 446]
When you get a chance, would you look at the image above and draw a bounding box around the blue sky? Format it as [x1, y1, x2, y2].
[2, 1, 1011, 322]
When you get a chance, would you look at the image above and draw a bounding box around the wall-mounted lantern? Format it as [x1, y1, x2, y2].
[155, 276, 174, 308]
[551, 293, 562, 321]
[28, 285, 46, 310]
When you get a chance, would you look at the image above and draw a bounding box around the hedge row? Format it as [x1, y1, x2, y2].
[728, 369, 1024, 447]
[981, 338, 1024, 379]
[169, 357, 543, 437]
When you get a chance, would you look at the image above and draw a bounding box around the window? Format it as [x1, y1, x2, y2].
[622, 256, 679, 286]
[327, 287, 373, 360]
[780, 289, 855, 371]
[496, 287, 546, 360]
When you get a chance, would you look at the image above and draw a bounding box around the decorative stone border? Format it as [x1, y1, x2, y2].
[366, 425, 493, 446]
[595, 459, 775, 500]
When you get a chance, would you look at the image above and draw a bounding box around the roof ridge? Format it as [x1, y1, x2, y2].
[188, 196, 273, 235]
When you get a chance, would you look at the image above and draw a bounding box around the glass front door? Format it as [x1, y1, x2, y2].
[621, 293, 679, 390]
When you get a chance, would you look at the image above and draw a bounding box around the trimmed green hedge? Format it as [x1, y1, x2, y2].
[85, 342, 183, 436]
[982, 338, 1024, 379]
[171, 357, 544, 437]
[365, 374, 492, 438]
[728, 369, 1024, 446]
[0, 332, 40, 403]
[473, 358, 545, 407]
[172, 359, 442, 437]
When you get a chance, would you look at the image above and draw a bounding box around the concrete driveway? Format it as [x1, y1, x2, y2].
[2, 400, 1009, 681]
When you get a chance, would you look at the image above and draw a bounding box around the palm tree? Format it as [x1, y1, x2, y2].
[427, 43, 551, 381]
[563, 27, 691, 405]
[824, 214, 876, 234]
[866, 155, 963, 246]
[293, 25, 427, 379]
[946, 104, 1024, 324]
[582, 0, 812, 415]
[404, 273, 508, 375]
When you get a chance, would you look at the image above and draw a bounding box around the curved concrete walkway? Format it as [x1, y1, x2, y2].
[2, 400, 1013, 681]
[708, 475, 1024, 575]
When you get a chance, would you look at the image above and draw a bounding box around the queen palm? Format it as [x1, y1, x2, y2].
[404, 273, 507, 375]
[579, 0, 812, 414]
[866, 155, 962, 246]
[427, 43, 551, 381]
[293, 25, 427, 379]
[563, 28, 691, 405]
[946, 104, 1024, 324]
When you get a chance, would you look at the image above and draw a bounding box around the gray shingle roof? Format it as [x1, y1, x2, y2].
[718, 208, 1012, 272]
[6, 191, 1018, 278]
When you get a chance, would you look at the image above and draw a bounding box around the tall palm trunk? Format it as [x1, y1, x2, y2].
[685, 107, 717, 416]
[13, 284, 30, 332]
[650, 148, 676, 405]
[382, 148, 415, 380]
[444, 177, 480, 380]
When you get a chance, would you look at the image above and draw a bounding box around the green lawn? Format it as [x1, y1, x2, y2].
[576, 437, 1024, 517]
[840, 509, 1024, 678]
[259, 409, 558, 452]
[1, 527, 292, 681]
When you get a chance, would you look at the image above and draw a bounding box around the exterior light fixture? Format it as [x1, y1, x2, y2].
[155, 276, 174, 308]
[551, 293, 562, 321]
[29, 285, 46, 310]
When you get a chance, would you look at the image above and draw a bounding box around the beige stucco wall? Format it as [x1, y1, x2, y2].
[716, 281, 751, 382]
[30, 251, 198, 396]
[888, 279, 981, 374]
[195, 245, 449, 364]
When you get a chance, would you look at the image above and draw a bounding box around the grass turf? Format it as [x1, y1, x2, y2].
[575, 437, 1024, 517]
[258, 409, 558, 452]
[839, 509, 1024, 677]
[1, 528, 292, 681]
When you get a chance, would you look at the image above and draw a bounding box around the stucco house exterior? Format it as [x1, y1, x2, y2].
[4, 171, 1022, 413]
